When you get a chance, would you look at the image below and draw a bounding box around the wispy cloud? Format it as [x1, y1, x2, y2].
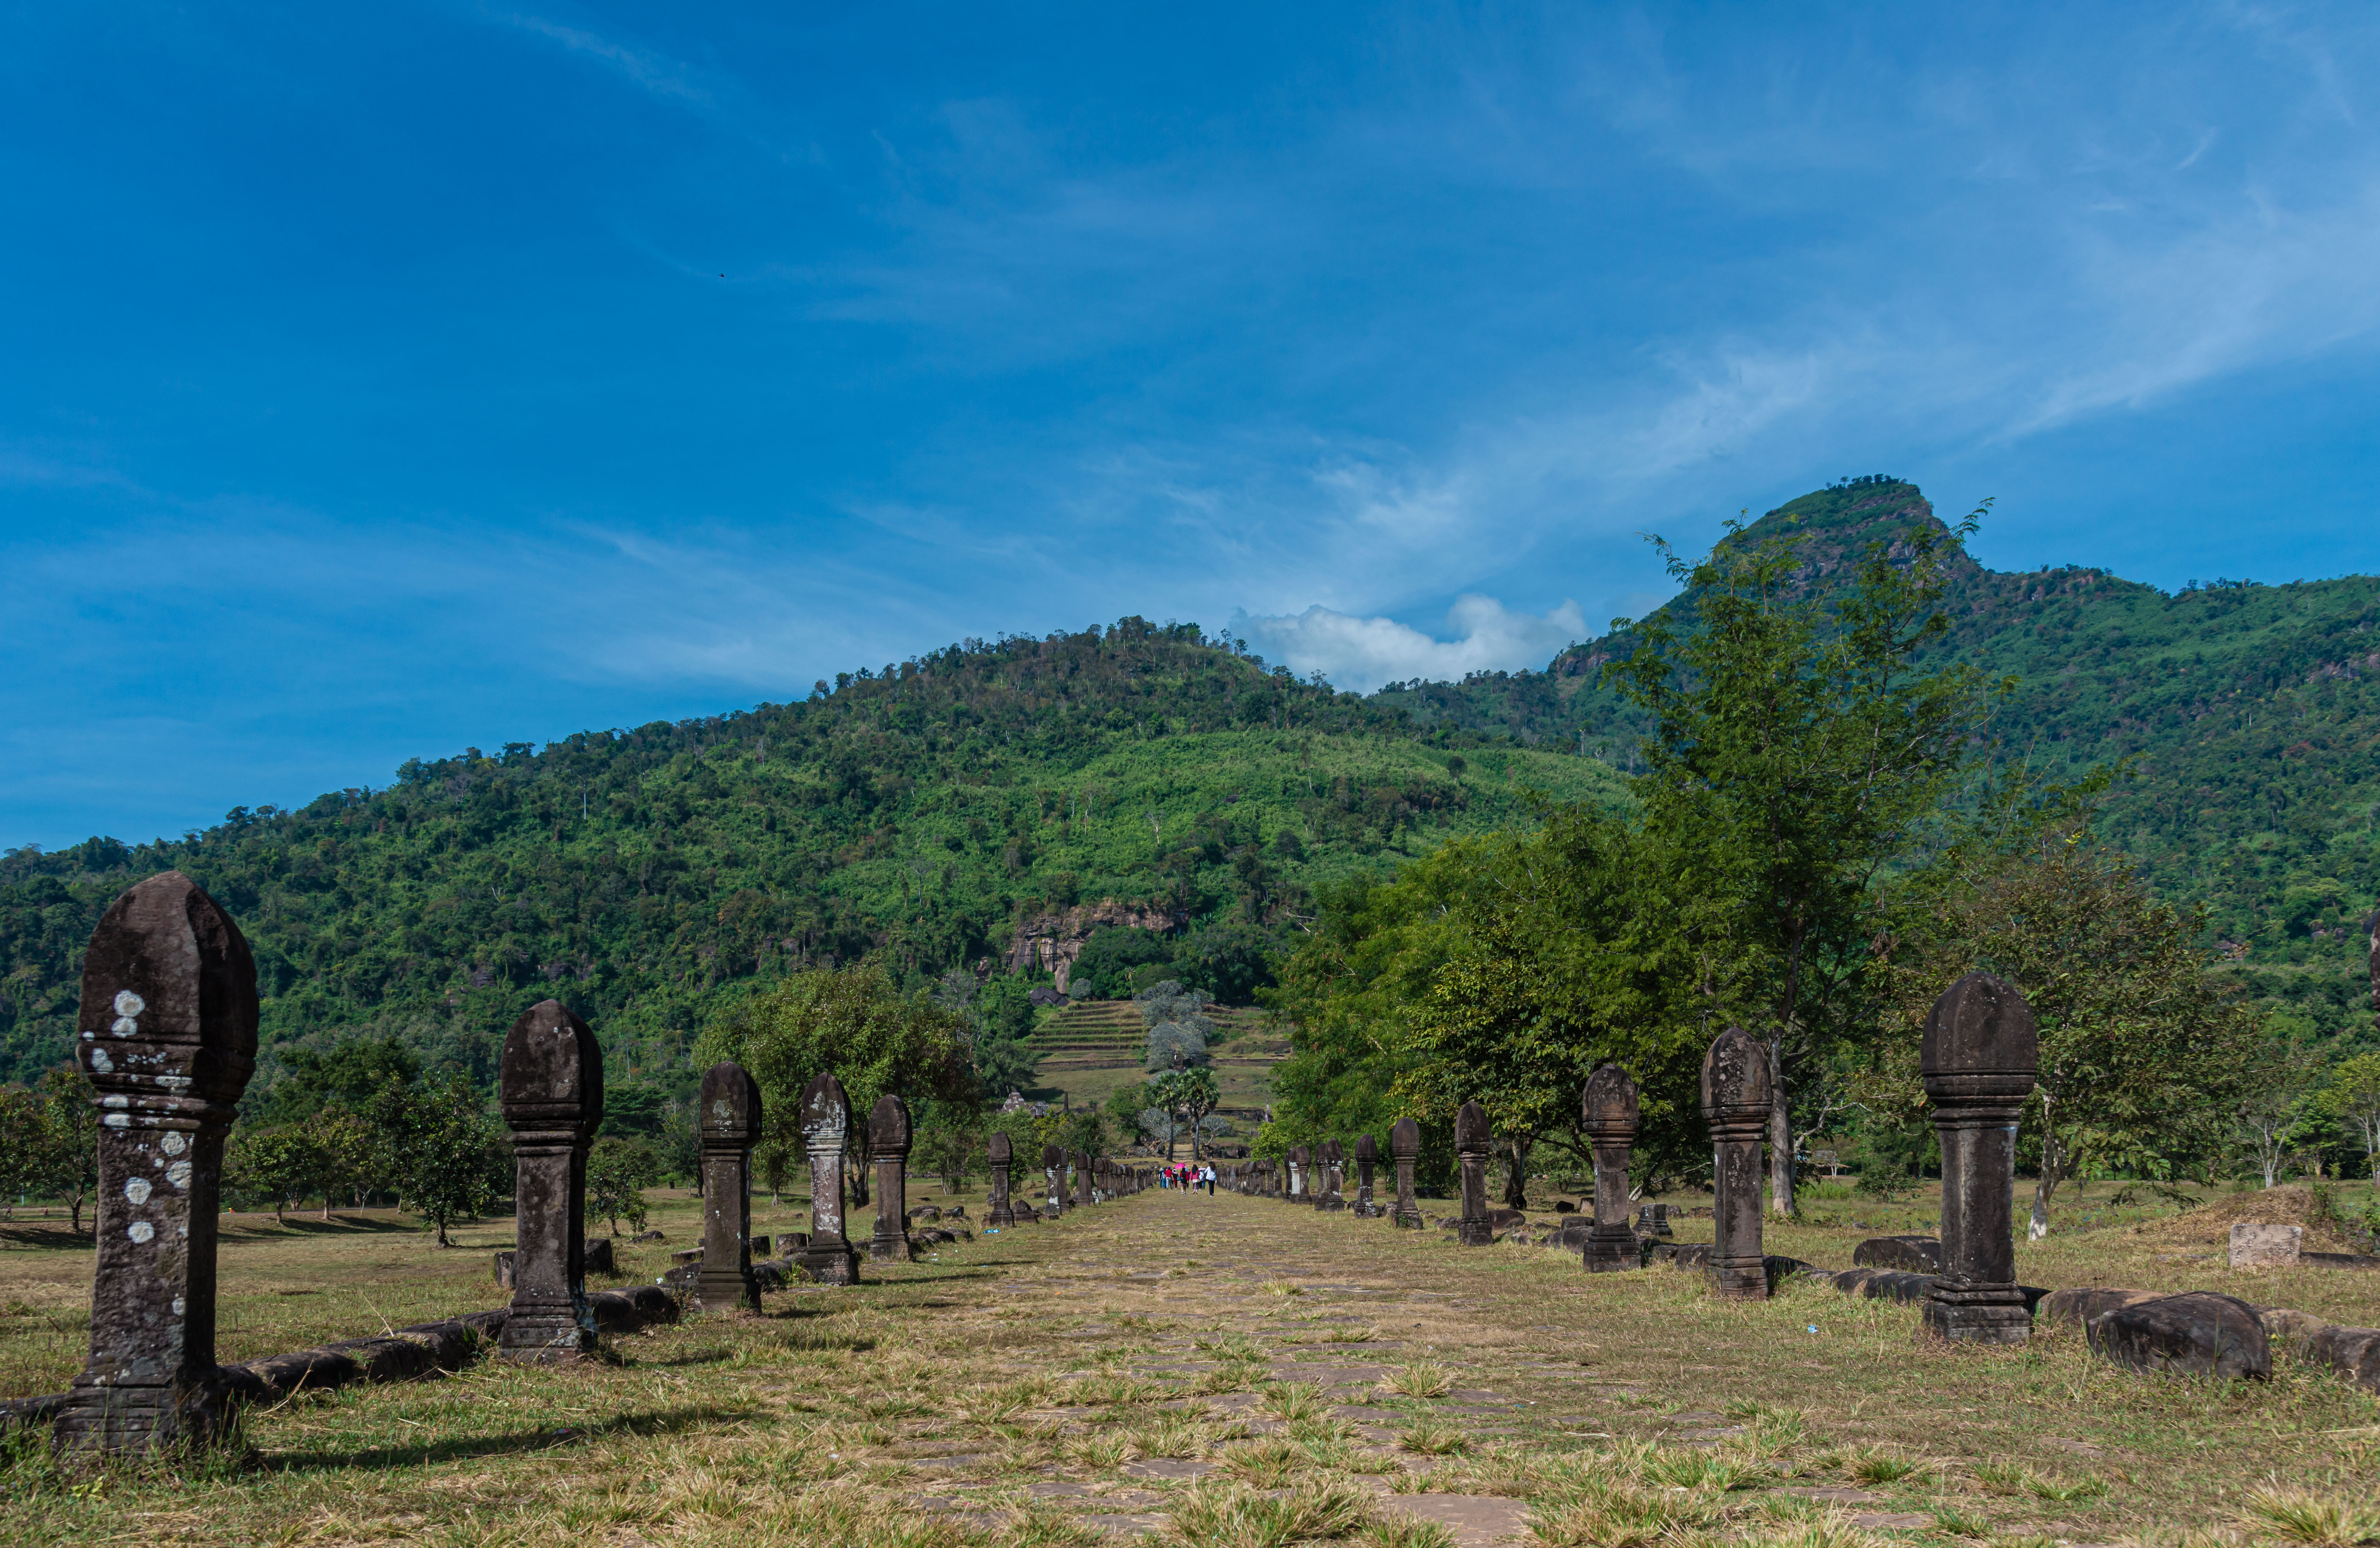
[1231, 595, 1588, 694]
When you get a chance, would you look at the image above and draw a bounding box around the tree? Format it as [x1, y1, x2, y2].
[303, 1107, 379, 1216]
[1148, 1065, 1221, 1162]
[1138, 981, 1214, 1071]
[914, 1121, 980, 1193]
[2234, 1047, 2322, 1189]
[2325, 1053, 2380, 1179]
[377, 1072, 504, 1247]
[0, 1084, 47, 1219]
[227, 1125, 316, 1223]
[1608, 506, 1996, 1215]
[586, 1136, 661, 1234]
[698, 960, 976, 1206]
[1879, 821, 2262, 1237]
[35, 1070, 96, 1233]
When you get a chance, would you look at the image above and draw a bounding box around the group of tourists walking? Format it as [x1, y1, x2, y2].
[1160, 1161, 1216, 1193]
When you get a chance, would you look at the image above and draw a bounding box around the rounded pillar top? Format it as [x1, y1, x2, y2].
[1319, 1138, 1344, 1164]
[798, 1072, 851, 1147]
[1581, 1063, 1641, 1142]
[699, 1061, 761, 1146]
[1920, 972, 2040, 1103]
[1289, 1144, 1309, 1166]
[499, 1000, 603, 1135]
[1454, 1100, 1490, 1155]
[988, 1131, 1012, 1164]
[869, 1092, 913, 1155]
[1390, 1116, 1421, 1159]
[1042, 1143, 1066, 1168]
[1700, 1026, 1772, 1121]
[77, 871, 259, 1111]
[1354, 1133, 1378, 1163]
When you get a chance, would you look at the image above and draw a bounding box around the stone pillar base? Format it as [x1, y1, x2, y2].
[1351, 1203, 1383, 1219]
[868, 1232, 915, 1263]
[1456, 1220, 1495, 1246]
[1707, 1258, 1769, 1300]
[1317, 1199, 1345, 1212]
[1392, 1207, 1423, 1229]
[695, 1271, 760, 1313]
[797, 1244, 861, 1285]
[57, 1377, 236, 1453]
[1924, 1286, 2032, 1343]
[1582, 1230, 1640, 1272]
[499, 1312, 600, 1361]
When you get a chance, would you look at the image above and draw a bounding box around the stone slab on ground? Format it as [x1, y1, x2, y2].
[1376, 1493, 1532, 1547]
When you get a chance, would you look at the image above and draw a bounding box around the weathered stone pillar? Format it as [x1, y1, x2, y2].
[869, 1094, 914, 1263]
[1074, 1149, 1094, 1209]
[987, 1131, 1016, 1226]
[1042, 1143, 1066, 1218]
[1288, 1145, 1307, 1200]
[796, 1073, 861, 1285]
[1317, 1139, 1346, 1210]
[58, 873, 257, 1453]
[697, 1060, 762, 1312]
[1455, 1102, 1493, 1245]
[1352, 1133, 1382, 1217]
[1390, 1118, 1423, 1228]
[1701, 1027, 1771, 1300]
[1580, 1063, 1641, 1273]
[499, 999, 604, 1360]
[1923, 973, 2039, 1343]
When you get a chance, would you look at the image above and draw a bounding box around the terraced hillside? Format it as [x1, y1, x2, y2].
[1023, 999, 1289, 1139]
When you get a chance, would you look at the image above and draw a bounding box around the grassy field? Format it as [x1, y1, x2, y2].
[3, 1179, 2378, 1546]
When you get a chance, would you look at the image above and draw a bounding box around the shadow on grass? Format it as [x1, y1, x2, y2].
[0, 1225, 96, 1251]
[220, 1214, 462, 1243]
[261, 1403, 750, 1473]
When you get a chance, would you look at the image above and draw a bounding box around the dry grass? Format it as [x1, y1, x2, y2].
[1, 1180, 2377, 1545]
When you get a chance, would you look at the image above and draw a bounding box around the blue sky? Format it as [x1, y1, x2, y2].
[6, 3, 2379, 850]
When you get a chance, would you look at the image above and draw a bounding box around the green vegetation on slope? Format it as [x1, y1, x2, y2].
[0, 619, 1623, 1095]
[1376, 478, 2380, 1043]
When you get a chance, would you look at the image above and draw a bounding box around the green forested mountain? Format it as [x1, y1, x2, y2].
[8, 481, 2376, 1100]
[0, 619, 1622, 1094]
[1376, 479, 2380, 1047]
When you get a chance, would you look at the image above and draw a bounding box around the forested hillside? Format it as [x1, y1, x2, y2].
[1376, 479, 2380, 1046]
[8, 480, 2375, 1104]
[0, 619, 1622, 1095]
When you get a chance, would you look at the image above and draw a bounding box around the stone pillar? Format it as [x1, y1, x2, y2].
[1042, 1143, 1066, 1218]
[499, 999, 604, 1360]
[1701, 1027, 1772, 1300]
[58, 873, 258, 1453]
[868, 1094, 915, 1263]
[795, 1073, 861, 1285]
[1352, 1133, 1382, 1217]
[1074, 1150, 1094, 1209]
[1390, 1118, 1423, 1228]
[1316, 1139, 1346, 1211]
[1288, 1145, 1306, 1201]
[1455, 1102, 1493, 1245]
[697, 1060, 762, 1312]
[987, 1131, 1016, 1226]
[1922, 973, 2039, 1343]
[1580, 1063, 1641, 1273]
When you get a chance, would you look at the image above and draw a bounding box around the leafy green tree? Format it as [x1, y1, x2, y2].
[228, 1125, 316, 1223]
[304, 1106, 379, 1215]
[914, 1121, 980, 1192]
[377, 1072, 504, 1247]
[1148, 1065, 1221, 1162]
[1072, 927, 1175, 1000]
[35, 1069, 96, 1233]
[1138, 981, 1213, 1071]
[698, 960, 976, 1204]
[1879, 821, 2262, 1236]
[261, 1035, 420, 1125]
[2325, 1053, 2380, 1179]
[0, 1083, 47, 1217]
[657, 1097, 702, 1186]
[586, 1135, 661, 1234]
[1608, 506, 1997, 1214]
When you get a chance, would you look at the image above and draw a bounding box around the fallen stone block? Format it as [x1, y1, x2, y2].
[2303, 1252, 2380, 1271]
[2229, 1223, 2302, 1269]
[2039, 1287, 2163, 1328]
[2306, 1323, 2380, 1394]
[1852, 1235, 1941, 1273]
[2086, 1291, 2269, 1382]
[629, 1228, 665, 1243]
[591, 1284, 682, 1332]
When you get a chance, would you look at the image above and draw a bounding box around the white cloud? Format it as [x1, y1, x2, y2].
[1229, 595, 1588, 694]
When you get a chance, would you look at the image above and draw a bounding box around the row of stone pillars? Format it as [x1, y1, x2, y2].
[1230, 975, 2039, 1346]
[50, 871, 1093, 1455]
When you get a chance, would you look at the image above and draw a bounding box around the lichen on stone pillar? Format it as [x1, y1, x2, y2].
[499, 1000, 604, 1361]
